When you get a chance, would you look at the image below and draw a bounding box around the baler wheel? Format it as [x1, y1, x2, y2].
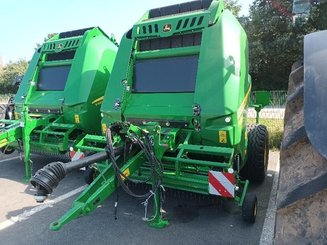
[241, 124, 269, 183]
[0, 146, 15, 155]
[242, 193, 257, 223]
[4, 96, 15, 120]
[5, 106, 14, 120]
[84, 167, 97, 185]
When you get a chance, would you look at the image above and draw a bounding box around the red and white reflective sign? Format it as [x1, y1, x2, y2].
[208, 171, 235, 198]
[69, 150, 85, 161]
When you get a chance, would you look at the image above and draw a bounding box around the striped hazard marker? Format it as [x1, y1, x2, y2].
[69, 150, 85, 161]
[208, 170, 235, 198]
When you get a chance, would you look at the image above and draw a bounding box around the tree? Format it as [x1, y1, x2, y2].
[242, 0, 327, 90]
[225, 0, 242, 16]
[295, 1, 327, 34]
[35, 33, 57, 50]
[0, 60, 28, 94]
[244, 0, 299, 90]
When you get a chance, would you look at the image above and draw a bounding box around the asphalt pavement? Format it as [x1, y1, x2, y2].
[0, 151, 279, 245]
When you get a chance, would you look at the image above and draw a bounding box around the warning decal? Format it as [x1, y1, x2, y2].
[69, 150, 85, 161]
[208, 170, 235, 198]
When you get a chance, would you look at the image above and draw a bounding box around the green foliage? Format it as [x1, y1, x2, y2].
[225, 0, 242, 16]
[292, 2, 327, 45]
[242, 0, 327, 91]
[36, 33, 57, 49]
[0, 94, 13, 103]
[44, 33, 57, 41]
[0, 60, 28, 94]
[1, 33, 56, 94]
[305, 2, 327, 31]
[244, 0, 299, 90]
[248, 118, 283, 149]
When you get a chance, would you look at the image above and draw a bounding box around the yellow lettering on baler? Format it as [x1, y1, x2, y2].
[92, 96, 104, 106]
[237, 84, 252, 120]
[219, 131, 227, 144]
[74, 115, 80, 124]
[101, 123, 107, 134]
[121, 168, 130, 180]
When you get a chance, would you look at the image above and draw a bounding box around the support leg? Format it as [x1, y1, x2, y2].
[22, 111, 33, 182]
[22, 128, 31, 182]
[148, 186, 169, 229]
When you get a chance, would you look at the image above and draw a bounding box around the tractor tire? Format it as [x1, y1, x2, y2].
[242, 193, 257, 223]
[241, 124, 269, 184]
[275, 62, 327, 244]
[84, 167, 97, 185]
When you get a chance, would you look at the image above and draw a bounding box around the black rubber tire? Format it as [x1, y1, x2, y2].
[241, 124, 269, 183]
[1, 146, 15, 155]
[0, 98, 15, 154]
[4, 106, 14, 120]
[84, 167, 97, 185]
[242, 193, 257, 223]
[4, 97, 15, 120]
[275, 62, 327, 243]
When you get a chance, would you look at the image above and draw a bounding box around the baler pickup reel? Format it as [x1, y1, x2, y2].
[31, 121, 251, 230]
[31, 122, 169, 230]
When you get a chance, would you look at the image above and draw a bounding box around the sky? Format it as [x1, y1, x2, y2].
[0, 0, 252, 64]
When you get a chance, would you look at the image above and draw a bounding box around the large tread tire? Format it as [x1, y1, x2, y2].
[275, 62, 327, 244]
[241, 124, 269, 184]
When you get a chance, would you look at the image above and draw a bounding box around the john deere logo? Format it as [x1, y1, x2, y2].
[163, 24, 172, 32]
[55, 43, 63, 52]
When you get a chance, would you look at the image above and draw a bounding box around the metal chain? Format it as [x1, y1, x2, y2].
[141, 190, 155, 221]
[141, 185, 166, 222]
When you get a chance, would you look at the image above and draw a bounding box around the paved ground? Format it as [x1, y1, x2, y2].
[0, 151, 279, 245]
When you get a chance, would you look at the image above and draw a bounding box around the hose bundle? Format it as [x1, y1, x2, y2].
[105, 124, 163, 199]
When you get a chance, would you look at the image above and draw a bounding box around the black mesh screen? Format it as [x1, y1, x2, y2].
[46, 50, 76, 61]
[37, 65, 71, 91]
[149, 0, 212, 18]
[59, 27, 93, 38]
[133, 55, 198, 93]
[139, 32, 202, 51]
